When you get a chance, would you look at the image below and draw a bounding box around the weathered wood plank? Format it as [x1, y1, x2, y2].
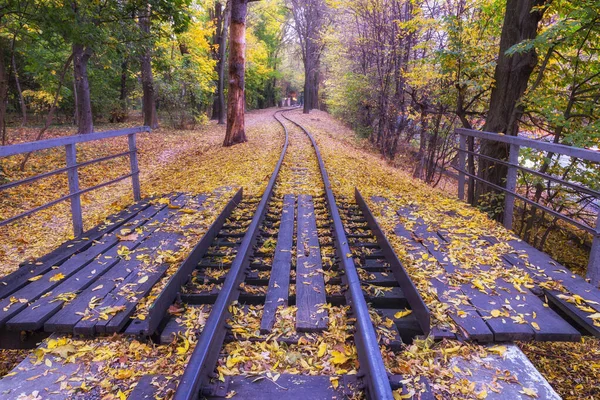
[260, 194, 295, 334]
[0, 200, 169, 329]
[295, 195, 327, 332]
[72, 195, 206, 336]
[45, 196, 192, 333]
[126, 188, 242, 337]
[5, 197, 178, 331]
[393, 210, 494, 342]
[0, 199, 150, 301]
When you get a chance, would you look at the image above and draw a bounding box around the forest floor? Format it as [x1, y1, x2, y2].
[0, 108, 598, 399]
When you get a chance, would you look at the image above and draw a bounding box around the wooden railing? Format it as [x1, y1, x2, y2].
[454, 128, 600, 274]
[0, 126, 150, 237]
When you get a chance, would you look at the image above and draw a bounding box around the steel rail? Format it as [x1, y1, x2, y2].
[280, 111, 394, 400]
[173, 110, 291, 399]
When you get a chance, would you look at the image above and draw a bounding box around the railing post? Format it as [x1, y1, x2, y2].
[128, 133, 141, 201]
[458, 132, 466, 201]
[65, 144, 83, 237]
[503, 143, 520, 230]
[587, 213, 600, 286]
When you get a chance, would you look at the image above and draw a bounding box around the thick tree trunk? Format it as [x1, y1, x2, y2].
[212, 1, 230, 125]
[223, 0, 251, 147]
[303, 62, 311, 114]
[476, 0, 547, 218]
[72, 43, 94, 134]
[139, 4, 159, 129]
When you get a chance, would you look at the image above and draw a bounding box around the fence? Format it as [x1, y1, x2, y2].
[0, 126, 150, 237]
[453, 128, 600, 275]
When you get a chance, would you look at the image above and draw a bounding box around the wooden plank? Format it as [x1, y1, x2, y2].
[5, 198, 177, 331]
[205, 374, 359, 400]
[74, 195, 207, 335]
[412, 220, 534, 342]
[127, 375, 174, 399]
[0, 199, 150, 300]
[44, 195, 191, 333]
[0, 127, 149, 157]
[436, 230, 579, 341]
[126, 188, 242, 337]
[0, 199, 170, 329]
[546, 290, 600, 338]
[393, 211, 494, 342]
[260, 194, 295, 334]
[499, 237, 600, 308]
[456, 128, 600, 163]
[295, 195, 327, 332]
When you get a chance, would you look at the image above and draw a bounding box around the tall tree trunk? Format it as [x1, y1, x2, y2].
[72, 43, 94, 134]
[303, 57, 311, 114]
[11, 54, 26, 126]
[223, 0, 253, 147]
[139, 4, 159, 129]
[476, 0, 547, 215]
[212, 1, 230, 125]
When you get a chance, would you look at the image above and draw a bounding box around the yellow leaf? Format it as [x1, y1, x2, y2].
[531, 322, 540, 331]
[520, 387, 538, 398]
[138, 276, 149, 284]
[488, 345, 507, 356]
[45, 358, 52, 367]
[28, 275, 43, 282]
[330, 350, 349, 365]
[393, 391, 413, 399]
[49, 273, 65, 282]
[180, 208, 197, 214]
[490, 309, 501, 318]
[330, 376, 339, 389]
[114, 369, 133, 379]
[477, 389, 488, 399]
[117, 390, 127, 400]
[225, 391, 237, 399]
[394, 309, 412, 319]
[318, 342, 327, 358]
[91, 285, 103, 291]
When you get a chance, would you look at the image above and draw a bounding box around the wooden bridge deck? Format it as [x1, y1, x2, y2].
[371, 195, 600, 343]
[0, 188, 238, 348]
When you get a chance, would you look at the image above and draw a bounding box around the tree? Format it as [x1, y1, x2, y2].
[475, 0, 549, 213]
[138, 2, 159, 129]
[211, 0, 230, 125]
[290, 0, 329, 114]
[223, 0, 259, 147]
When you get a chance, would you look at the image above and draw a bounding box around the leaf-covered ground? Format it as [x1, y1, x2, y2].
[0, 110, 282, 277]
[285, 109, 600, 400]
[0, 110, 283, 397]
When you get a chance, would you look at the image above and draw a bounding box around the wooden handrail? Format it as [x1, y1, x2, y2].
[0, 126, 150, 236]
[455, 128, 599, 279]
[456, 128, 600, 163]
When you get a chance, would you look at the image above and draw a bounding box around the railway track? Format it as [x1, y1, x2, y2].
[130, 109, 430, 399]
